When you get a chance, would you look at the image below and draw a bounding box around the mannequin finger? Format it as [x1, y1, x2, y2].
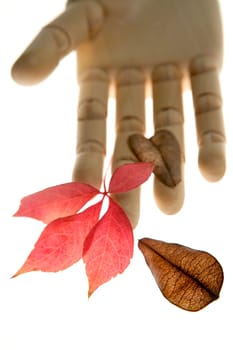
[112, 68, 146, 228]
[11, 1, 104, 85]
[152, 64, 185, 215]
[190, 56, 226, 181]
[72, 68, 109, 189]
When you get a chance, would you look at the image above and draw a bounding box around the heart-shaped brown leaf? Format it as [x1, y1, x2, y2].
[128, 131, 181, 187]
[138, 238, 224, 311]
[150, 130, 182, 186]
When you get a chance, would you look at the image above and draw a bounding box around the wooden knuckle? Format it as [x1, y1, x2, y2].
[78, 99, 107, 120]
[195, 109, 226, 144]
[116, 68, 145, 125]
[78, 69, 109, 114]
[77, 118, 106, 150]
[117, 115, 145, 133]
[43, 26, 72, 56]
[76, 139, 105, 154]
[79, 68, 109, 83]
[66, 0, 104, 38]
[152, 64, 182, 82]
[199, 132, 226, 146]
[155, 108, 183, 128]
[153, 80, 183, 112]
[194, 93, 222, 114]
[115, 68, 145, 86]
[191, 69, 222, 113]
[152, 64, 183, 115]
[190, 56, 219, 75]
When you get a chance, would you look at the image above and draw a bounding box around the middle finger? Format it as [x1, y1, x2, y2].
[152, 64, 185, 214]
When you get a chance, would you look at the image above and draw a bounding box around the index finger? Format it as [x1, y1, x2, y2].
[11, 1, 104, 85]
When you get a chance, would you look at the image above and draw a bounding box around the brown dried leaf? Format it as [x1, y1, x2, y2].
[128, 131, 181, 187]
[138, 238, 224, 312]
[129, 134, 165, 176]
[150, 130, 182, 186]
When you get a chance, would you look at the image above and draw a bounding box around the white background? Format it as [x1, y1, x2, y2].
[0, 1, 232, 349]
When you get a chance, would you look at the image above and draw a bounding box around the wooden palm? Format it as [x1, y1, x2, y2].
[12, 0, 225, 227]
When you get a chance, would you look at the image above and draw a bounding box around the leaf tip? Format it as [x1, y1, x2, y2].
[138, 237, 150, 250]
[11, 265, 33, 279]
[88, 288, 94, 299]
[12, 210, 20, 218]
[11, 270, 23, 279]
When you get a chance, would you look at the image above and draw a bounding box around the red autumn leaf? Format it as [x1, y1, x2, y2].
[13, 201, 102, 277]
[83, 198, 134, 297]
[13, 162, 156, 296]
[14, 182, 99, 223]
[108, 162, 153, 193]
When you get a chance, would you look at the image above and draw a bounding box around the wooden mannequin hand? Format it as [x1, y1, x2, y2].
[11, 0, 226, 227]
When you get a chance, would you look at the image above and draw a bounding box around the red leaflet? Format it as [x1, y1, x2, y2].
[13, 162, 154, 297]
[13, 201, 102, 277]
[108, 162, 153, 193]
[83, 198, 134, 297]
[14, 182, 99, 223]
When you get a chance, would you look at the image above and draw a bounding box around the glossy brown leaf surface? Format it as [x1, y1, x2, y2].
[138, 238, 224, 311]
